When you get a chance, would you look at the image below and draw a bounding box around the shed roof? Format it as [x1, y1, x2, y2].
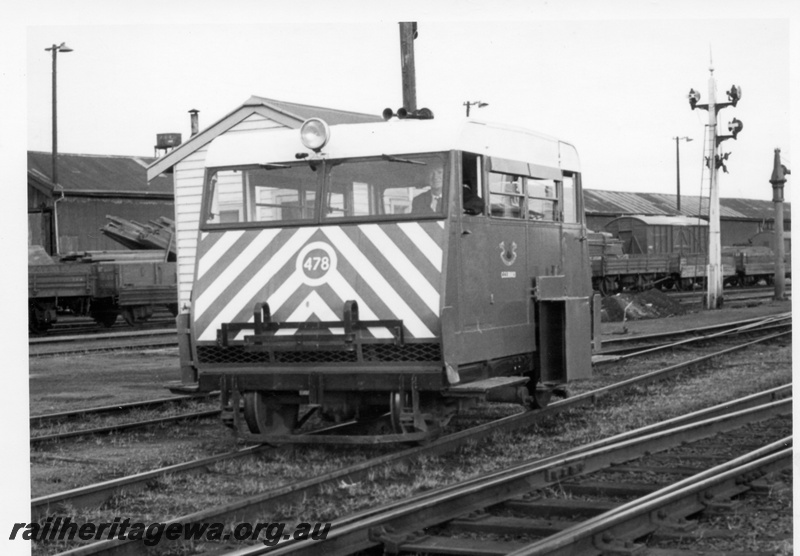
[584, 189, 790, 222]
[606, 215, 708, 227]
[28, 151, 173, 195]
[146, 96, 383, 181]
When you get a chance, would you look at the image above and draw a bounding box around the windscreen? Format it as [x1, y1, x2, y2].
[204, 153, 447, 226]
[206, 165, 319, 225]
[324, 154, 446, 219]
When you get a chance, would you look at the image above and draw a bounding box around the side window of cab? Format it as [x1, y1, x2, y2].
[461, 152, 485, 216]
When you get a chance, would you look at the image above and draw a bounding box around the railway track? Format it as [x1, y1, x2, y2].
[667, 285, 790, 306]
[28, 328, 178, 357]
[30, 313, 176, 338]
[35, 328, 790, 555]
[30, 394, 220, 446]
[255, 397, 789, 555]
[593, 311, 791, 363]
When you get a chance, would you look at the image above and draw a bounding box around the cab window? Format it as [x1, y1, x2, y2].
[205, 165, 318, 225]
[323, 154, 446, 220]
[488, 172, 525, 219]
[526, 178, 558, 221]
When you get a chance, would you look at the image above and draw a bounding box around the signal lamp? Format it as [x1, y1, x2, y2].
[727, 118, 743, 139]
[300, 118, 330, 152]
[688, 88, 701, 110]
[726, 85, 742, 106]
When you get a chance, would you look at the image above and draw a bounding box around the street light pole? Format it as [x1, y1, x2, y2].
[673, 136, 692, 212]
[44, 42, 73, 189]
[464, 101, 488, 117]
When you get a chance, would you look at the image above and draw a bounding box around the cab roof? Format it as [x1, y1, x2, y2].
[205, 118, 580, 173]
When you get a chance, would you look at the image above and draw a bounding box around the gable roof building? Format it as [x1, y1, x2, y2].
[146, 96, 382, 308]
[148, 96, 383, 180]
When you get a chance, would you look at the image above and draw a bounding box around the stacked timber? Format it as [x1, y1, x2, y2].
[100, 216, 177, 261]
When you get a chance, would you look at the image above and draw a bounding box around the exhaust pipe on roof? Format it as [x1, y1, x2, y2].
[189, 109, 200, 136]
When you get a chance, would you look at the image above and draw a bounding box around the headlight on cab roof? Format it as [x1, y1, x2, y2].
[300, 118, 330, 152]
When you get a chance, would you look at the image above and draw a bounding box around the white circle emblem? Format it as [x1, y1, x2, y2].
[296, 242, 338, 286]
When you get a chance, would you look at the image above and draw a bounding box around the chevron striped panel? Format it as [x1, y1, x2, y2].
[193, 222, 445, 342]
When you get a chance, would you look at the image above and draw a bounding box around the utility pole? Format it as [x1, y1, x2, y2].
[399, 22, 418, 114]
[770, 148, 790, 301]
[46, 42, 73, 188]
[45, 42, 73, 256]
[383, 23, 433, 121]
[673, 136, 693, 212]
[687, 64, 743, 310]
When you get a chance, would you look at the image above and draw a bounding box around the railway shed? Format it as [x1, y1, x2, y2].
[146, 96, 382, 311]
[584, 189, 790, 248]
[28, 151, 174, 255]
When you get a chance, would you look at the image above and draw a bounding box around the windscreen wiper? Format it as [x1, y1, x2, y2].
[381, 154, 426, 165]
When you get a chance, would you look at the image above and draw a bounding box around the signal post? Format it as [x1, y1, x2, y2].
[687, 66, 743, 309]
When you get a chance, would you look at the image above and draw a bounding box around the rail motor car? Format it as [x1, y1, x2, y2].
[181, 116, 593, 442]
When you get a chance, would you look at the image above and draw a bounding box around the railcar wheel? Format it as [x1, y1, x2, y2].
[529, 384, 552, 409]
[242, 392, 298, 436]
[389, 392, 410, 434]
[121, 306, 154, 326]
[29, 315, 53, 334]
[90, 299, 119, 328]
[599, 277, 617, 296]
[92, 310, 119, 327]
[94, 311, 118, 328]
[29, 302, 55, 334]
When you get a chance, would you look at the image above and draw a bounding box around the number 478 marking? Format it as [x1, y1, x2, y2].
[303, 256, 330, 272]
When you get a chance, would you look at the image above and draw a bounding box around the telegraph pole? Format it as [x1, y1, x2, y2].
[687, 64, 743, 310]
[770, 148, 790, 301]
[383, 23, 432, 121]
[673, 136, 693, 212]
[399, 22, 418, 113]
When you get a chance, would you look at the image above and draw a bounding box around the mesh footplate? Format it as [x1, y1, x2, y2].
[197, 342, 441, 365]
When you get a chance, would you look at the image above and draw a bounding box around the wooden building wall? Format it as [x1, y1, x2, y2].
[173, 114, 286, 308]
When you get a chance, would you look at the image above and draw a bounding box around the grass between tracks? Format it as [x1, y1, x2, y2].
[242, 337, 793, 552]
[28, 323, 792, 555]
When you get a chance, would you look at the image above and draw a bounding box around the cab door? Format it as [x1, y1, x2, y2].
[458, 165, 533, 364]
[457, 154, 491, 333]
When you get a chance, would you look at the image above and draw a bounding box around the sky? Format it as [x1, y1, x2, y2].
[15, 2, 797, 204]
[2, 2, 799, 551]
